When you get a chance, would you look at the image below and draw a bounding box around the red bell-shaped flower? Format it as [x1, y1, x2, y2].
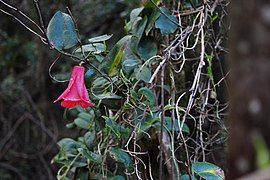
[54, 66, 94, 108]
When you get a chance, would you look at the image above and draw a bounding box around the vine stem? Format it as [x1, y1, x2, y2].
[34, 0, 45, 33]
[66, 6, 85, 56]
[170, 68, 180, 180]
[159, 61, 165, 180]
[61, 152, 81, 179]
[0, 8, 46, 42]
[0, 0, 45, 34]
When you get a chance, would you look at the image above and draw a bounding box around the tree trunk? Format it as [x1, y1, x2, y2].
[229, 0, 270, 179]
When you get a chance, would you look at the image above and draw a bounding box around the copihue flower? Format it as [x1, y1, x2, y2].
[54, 66, 94, 108]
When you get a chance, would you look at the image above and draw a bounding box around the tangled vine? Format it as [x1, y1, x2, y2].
[0, 0, 229, 179]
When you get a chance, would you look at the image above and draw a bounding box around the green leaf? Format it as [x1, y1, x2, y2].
[74, 112, 93, 129]
[109, 48, 124, 76]
[122, 102, 133, 112]
[118, 126, 130, 140]
[94, 93, 122, 100]
[139, 112, 159, 135]
[122, 59, 141, 75]
[102, 36, 139, 74]
[155, 8, 178, 35]
[108, 175, 125, 180]
[144, 0, 161, 10]
[130, 8, 143, 22]
[180, 174, 196, 180]
[122, 36, 140, 61]
[125, 8, 144, 33]
[135, 66, 152, 83]
[66, 122, 75, 129]
[85, 68, 98, 87]
[95, 54, 105, 62]
[78, 112, 93, 121]
[109, 147, 132, 171]
[131, 89, 139, 100]
[132, 16, 148, 43]
[104, 116, 121, 139]
[73, 157, 88, 167]
[138, 36, 157, 61]
[75, 43, 105, 53]
[145, 9, 161, 35]
[74, 119, 89, 129]
[92, 77, 110, 89]
[192, 162, 224, 180]
[94, 109, 106, 131]
[101, 36, 131, 73]
[88, 34, 112, 43]
[138, 87, 155, 107]
[47, 11, 78, 50]
[98, 96, 122, 110]
[84, 131, 96, 149]
[57, 138, 80, 157]
[79, 170, 89, 180]
[76, 106, 86, 113]
[164, 117, 190, 134]
[78, 148, 102, 164]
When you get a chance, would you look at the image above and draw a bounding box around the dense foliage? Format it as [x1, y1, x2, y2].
[0, 0, 229, 179]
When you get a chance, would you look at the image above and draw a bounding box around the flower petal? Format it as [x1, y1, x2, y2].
[54, 66, 95, 108]
[61, 100, 94, 109]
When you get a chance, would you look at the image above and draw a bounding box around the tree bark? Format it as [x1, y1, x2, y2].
[229, 0, 270, 179]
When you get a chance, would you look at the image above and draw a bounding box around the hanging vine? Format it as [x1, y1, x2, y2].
[0, 0, 229, 179]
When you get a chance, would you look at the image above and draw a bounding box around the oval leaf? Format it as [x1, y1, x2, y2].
[78, 148, 102, 164]
[155, 8, 178, 35]
[192, 162, 224, 180]
[85, 68, 98, 87]
[132, 16, 148, 43]
[88, 34, 112, 43]
[180, 174, 196, 180]
[101, 36, 130, 74]
[109, 147, 132, 171]
[104, 116, 121, 139]
[138, 87, 155, 107]
[135, 66, 152, 83]
[109, 48, 124, 76]
[74, 118, 90, 129]
[145, 9, 161, 35]
[66, 122, 75, 129]
[138, 36, 157, 61]
[84, 131, 96, 149]
[57, 138, 80, 157]
[47, 11, 78, 50]
[78, 112, 93, 121]
[75, 43, 105, 53]
[102, 35, 139, 74]
[122, 59, 141, 75]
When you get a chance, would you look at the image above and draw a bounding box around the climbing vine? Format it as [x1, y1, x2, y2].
[0, 0, 229, 179]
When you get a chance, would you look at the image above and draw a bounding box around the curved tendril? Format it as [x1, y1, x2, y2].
[48, 54, 69, 83]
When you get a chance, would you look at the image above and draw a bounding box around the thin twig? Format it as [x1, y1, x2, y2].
[0, 0, 44, 34]
[48, 54, 70, 83]
[66, 6, 84, 56]
[159, 61, 165, 180]
[0, 8, 47, 43]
